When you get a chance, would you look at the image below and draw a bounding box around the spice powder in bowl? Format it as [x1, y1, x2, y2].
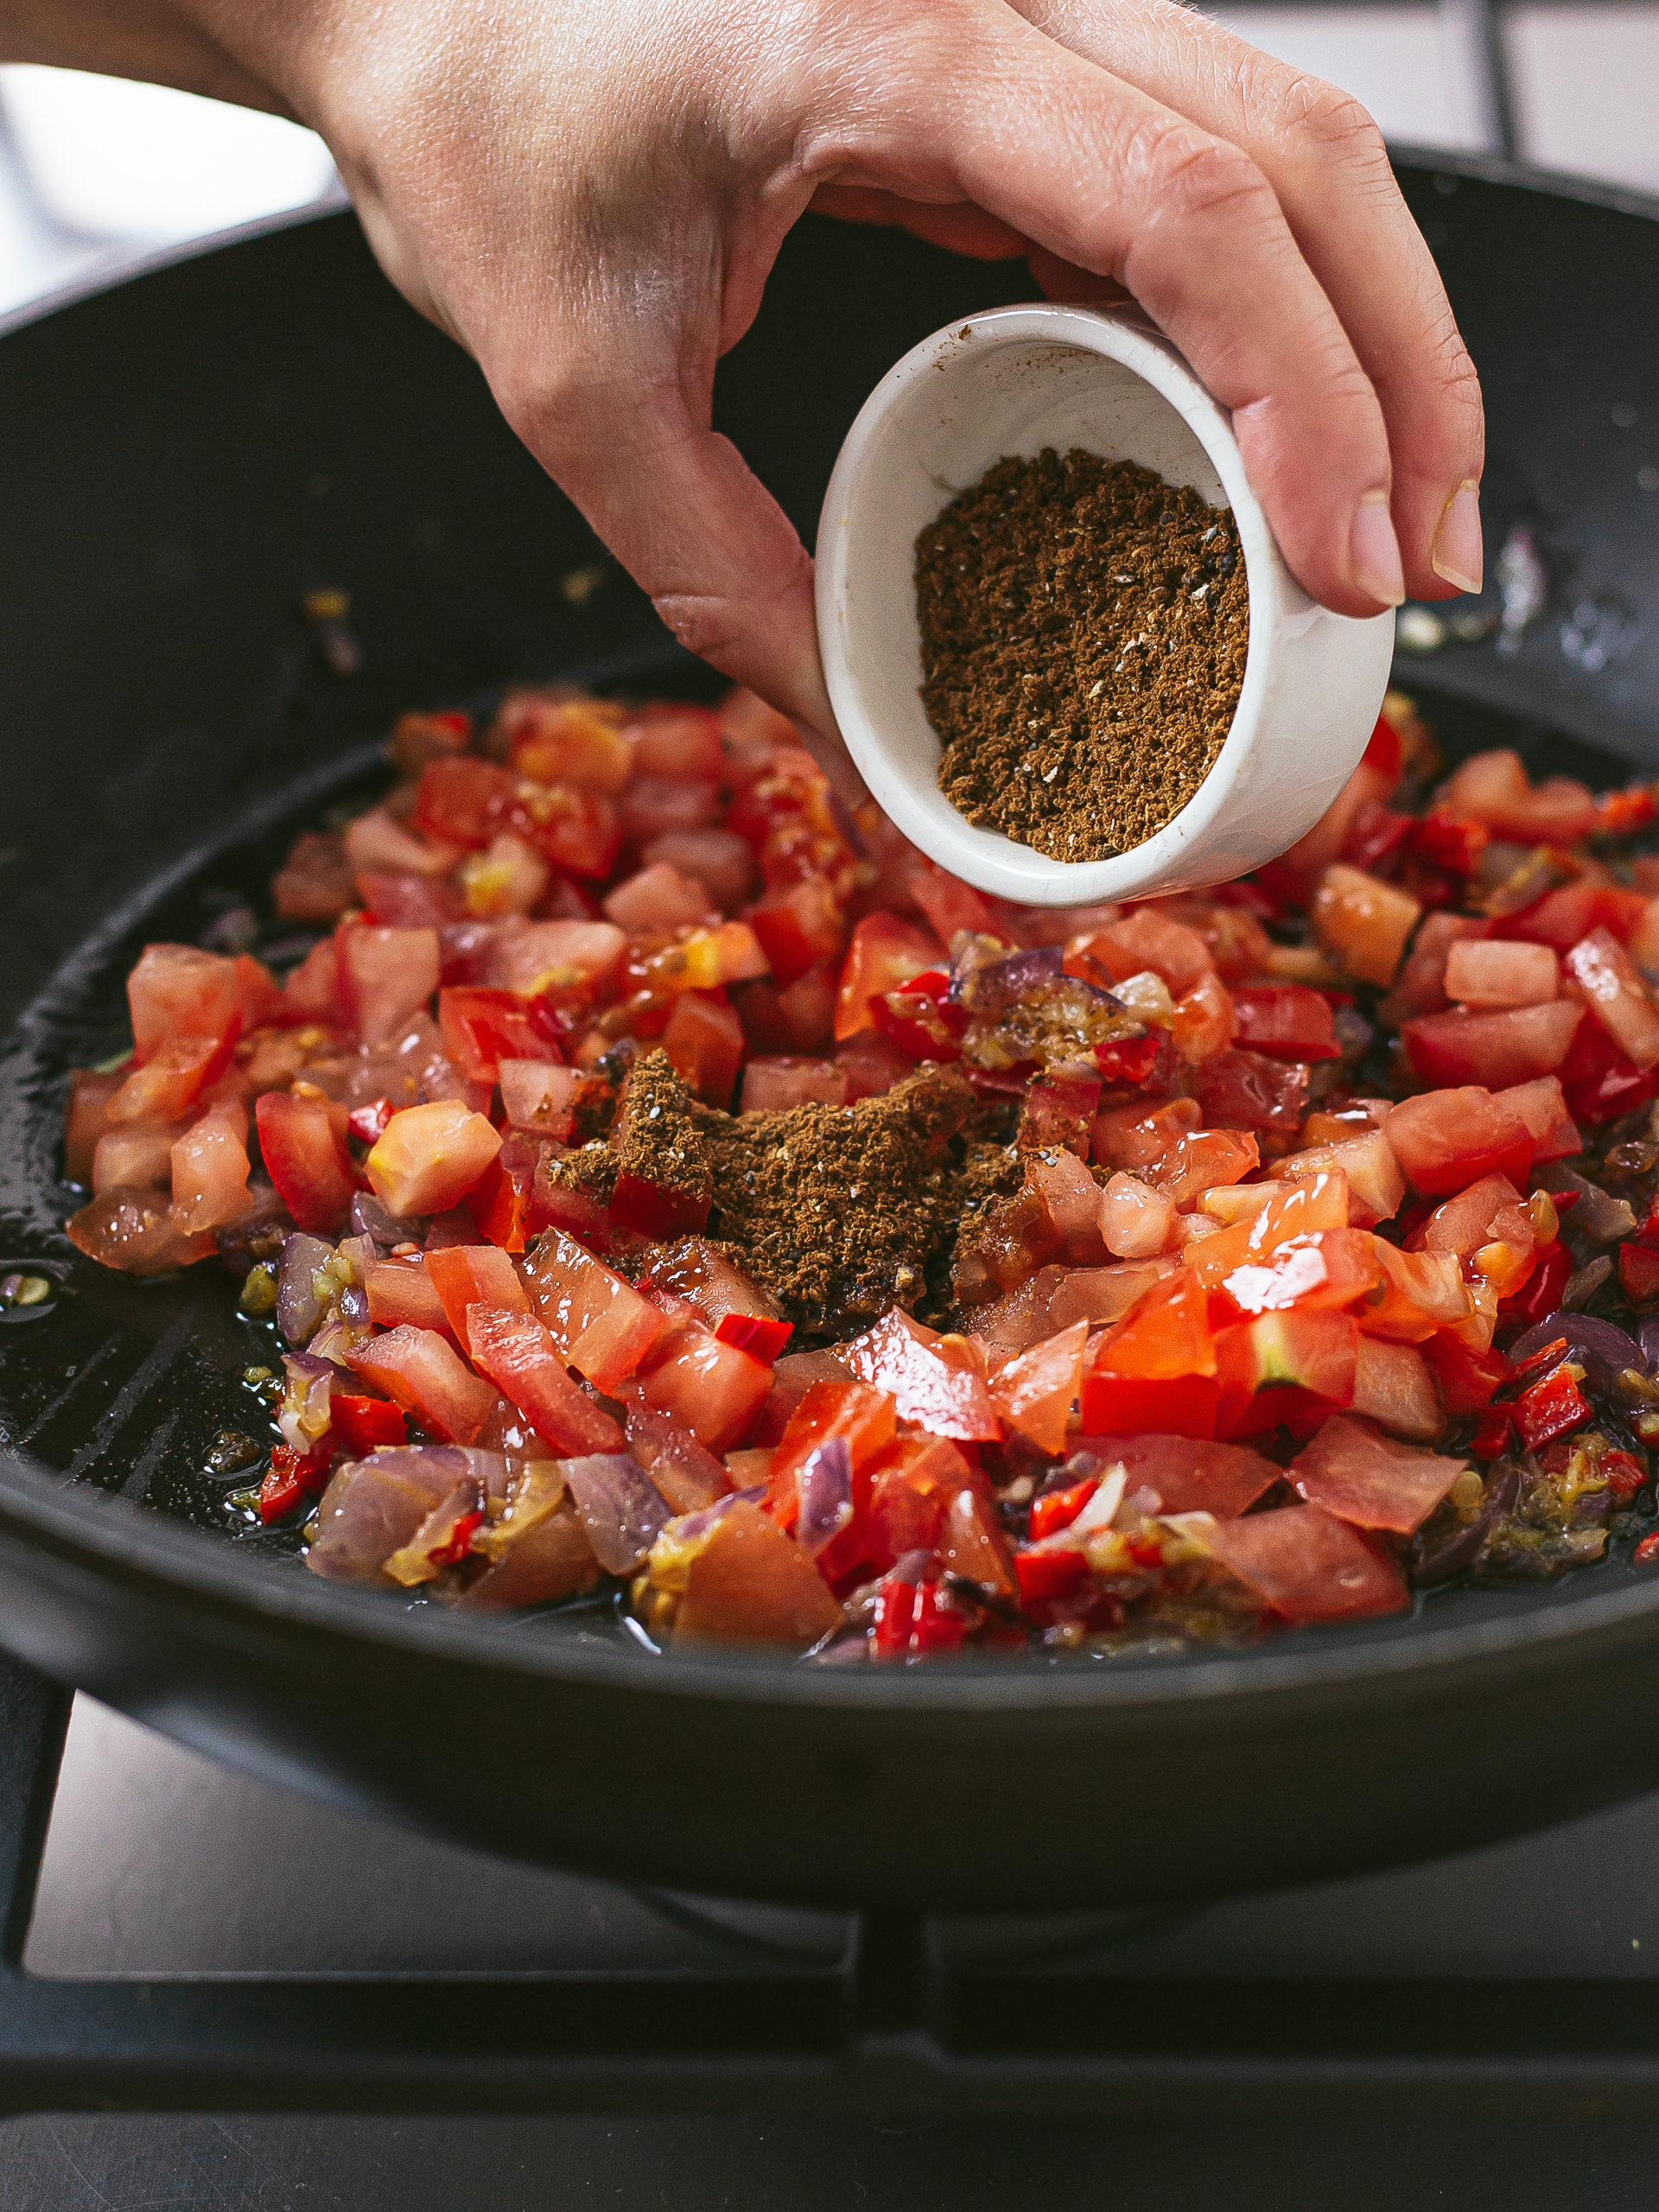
[915, 446, 1249, 863]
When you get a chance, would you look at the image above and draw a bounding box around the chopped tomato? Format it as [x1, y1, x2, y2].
[1311, 864, 1421, 988]
[1075, 1433, 1280, 1516]
[425, 1243, 530, 1336]
[1496, 1075, 1580, 1163]
[1401, 1001, 1583, 1090]
[1189, 1503, 1408, 1621]
[334, 922, 442, 1049]
[126, 944, 242, 1059]
[1230, 986, 1340, 1061]
[170, 1103, 253, 1233]
[661, 989, 744, 1107]
[439, 987, 563, 1084]
[1498, 883, 1648, 950]
[521, 1226, 666, 1391]
[255, 1090, 355, 1236]
[347, 1325, 498, 1444]
[833, 912, 941, 1041]
[715, 1312, 794, 1362]
[1382, 1086, 1534, 1196]
[363, 1253, 451, 1332]
[465, 1304, 626, 1455]
[365, 1101, 503, 1217]
[1563, 927, 1659, 1071]
[1213, 1309, 1358, 1440]
[747, 878, 846, 988]
[415, 755, 517, 849]
[842, 1309, 1001, 1441]
[1556, 1014, 1659, 1127]
[1424, 1332, 1510, 1414]
[1437, 750, 1599, 844]
[766, 1380, 897, 1533]
[1188, 1048, 1308, 1135]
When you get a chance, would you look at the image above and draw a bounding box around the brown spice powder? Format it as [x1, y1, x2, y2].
[915, 448, 1249, 862]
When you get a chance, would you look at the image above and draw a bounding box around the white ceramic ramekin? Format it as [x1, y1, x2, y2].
[815, 304, 1395, 906]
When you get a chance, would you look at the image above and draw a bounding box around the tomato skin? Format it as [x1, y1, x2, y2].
[1230, 986, 1340, 1061]
[439, 987, 563, 1084]
[1424, 1332, 1510, 1413]
[1497, 884, 1649, 950]
[747, 878, 846, 988]
[1556, 1015, 1659, 1126]
[126, 944, 242, 1060]
[1498, 1239, 1573, 1326]
[833, 912, 941, 1041]
[715, 1312, 794, 1361]
[1382, 1086, 1535, 1197]
[1189, 1047, 1309, 1135]
[1014, 1549, 1090, 1605]
[255, 1090, 355, 1236]
[348, 1324, 499, 1444]
[1402, 1001, 1583, 1090]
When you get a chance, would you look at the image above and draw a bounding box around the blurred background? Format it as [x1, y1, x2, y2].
[0, 3, 1655, 323]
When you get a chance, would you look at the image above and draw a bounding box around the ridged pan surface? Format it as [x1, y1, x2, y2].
[3, 162, 1659, 1909]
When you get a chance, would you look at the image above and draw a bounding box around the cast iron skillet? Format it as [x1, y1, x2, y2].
[3, 156, 1658, 1912]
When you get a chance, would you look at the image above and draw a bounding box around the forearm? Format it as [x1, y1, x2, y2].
[0, 0, 295, 116]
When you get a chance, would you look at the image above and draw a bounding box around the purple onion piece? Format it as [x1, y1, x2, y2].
[561, 1452, 671, 1574]
[279, 1351, 335, 1456]
[276, 1232, 336, 1345]
[305, 1447, 473, 1584]
[1509, 1312, 1645, 1383]
[1415, 1461, 1521, 1588]
[888, 1547, 933, 1586]
[951, 943, 1063, 1014]
[457, 1448, 514, 1503]
[673, 1485, 766, 1545]
[349, 1192, 424, 1249]
[798, 1434, 854, 1555]
[1641, 1319, 1659, 1376]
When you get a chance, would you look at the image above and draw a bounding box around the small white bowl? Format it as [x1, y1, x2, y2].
[814, 304, 1395, 906]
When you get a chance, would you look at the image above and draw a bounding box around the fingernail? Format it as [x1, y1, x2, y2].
[1431, 479, 1484, 595]
[1351, 490, 1406, 609]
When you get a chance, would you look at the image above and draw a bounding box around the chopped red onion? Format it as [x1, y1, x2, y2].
[1509, 1312, 1645, 1383]
[349, 1192, 424, 1249]
[624, 1405, 731, 1512]
[276, 1232, 336, 1345]
[306, 1446, 474, 1583]
[279, 1351, 335, 1455]
[561, 1453, 671, 1573]
[1534, 1164, 1636, 1243]
[798, 1434, 853, 1554]
[1416, 1463, 1520, 1587]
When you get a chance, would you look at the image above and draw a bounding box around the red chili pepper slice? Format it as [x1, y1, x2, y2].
[1513, 1363, 1592, 1452]
[1027, 1477, 1098, 1543]
[347, 1096, 394, 1147]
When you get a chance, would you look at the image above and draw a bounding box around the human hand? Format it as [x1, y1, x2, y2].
[23, 0, 1483, 794]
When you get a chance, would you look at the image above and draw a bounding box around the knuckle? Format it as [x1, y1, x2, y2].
[1130, 120, 1277, 230]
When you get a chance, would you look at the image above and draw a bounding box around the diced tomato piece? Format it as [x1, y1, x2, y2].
[1513, 1361, 1592, 1452]
[1362, 1242, 1471, 1342]
[1349, 1337, 1446, 1442]
[64, 1186, 216, 1275]
[347, 1097, 394, 1147]
[659, 988, 744, 1107]
[635, 1309, 773, 1453]
[439, 987, 563, 1084]
[1184, 1172, 1350, 1280]
[1091, 1034, 1166, 1089]
[508, 696, 633, 792]
[1275, 1129, 1405, 1229]
[1382, 1086, 1534, 1196]
[906, 858, 1003, 947]
[766, 1380, 897, 1532]
[486, 919, 626, 1002]
[739, 1057, 849, 1113]
[1444, 938, 1559, 1009]
[1311, 864, 1421, 988]
[107, 1033, 238, 1126]
[365, 1100, 503, 1217]
[601, 863, 713, 936]
[364, 1253, 451, 1332]
[1499, 883, 1649, 950]
[1076, 1433, 1279, 1516]
[467, 1147, 532, 1252]
[1556, 1014, 1659, 1127]
[863, 1436, 965, 1571]
[747, 878, 846, 988]
[1091, 1270, 1216, 1380]
[1418, 1170, 1529, 1260]
[1497, 1076, 1580, 1164]
[873, 971, 968, 1062]
[1143, 1127, 1261, 1205]
[624, 701, 727, 783]
[282, 938, 343, 1024]
[1188, 1503, 1408, 1621]
[255, 1090, 355, 1236]
[505, 782, 624, 880]
[1498, 1237, 1572, 1326]
[1214, 1309, 1358, 1440]
[1097, 1171, 1175, 1260]
[1073, 909, 1213, 997]
[127, 943, 242, 1060]
[348, 1325, 498, 1444]
[1092, 1096, 1200, 1173]
[465, 1304, 626, 1454]
[1409, 812, 1487, 878]
[415, 756, 516, 849]
[335, 923, 442, 1048]
[1402, 1000, 1583, 1090]
[329, 1394, 408, 1454]
[425, 1243, 530, 1336]
[672, 1500, 842, 1648]
[1207, 1228, 1382, 1320]
[1290, 1410, 1460, 1529]
[643, 827, 755, 912]
[842, 1309, 1001, 1442]
[1230, 986, 1340, 1060]
[834, 912, 941, 1041]
[1438, 750, 1599, 844]
[715, 1312, 794, 1362]
[63, 1068, 124, 1185]
[983, 1318, 1088, 1454]
[1564, 927, 1659, 1071]
[1425, 1332, 1510, 1414]
[522, 1226, 667, 1391]
[1188, 1048, 1309, 1135]
[170, 1102, 253, 1232]
[1077, 1370, 1218, 1439]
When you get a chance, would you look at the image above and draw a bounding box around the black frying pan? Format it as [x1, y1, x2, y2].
[3, 156, 1659, 1912]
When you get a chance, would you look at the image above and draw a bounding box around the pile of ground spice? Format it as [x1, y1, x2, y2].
[915, 447, 1249, 863]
